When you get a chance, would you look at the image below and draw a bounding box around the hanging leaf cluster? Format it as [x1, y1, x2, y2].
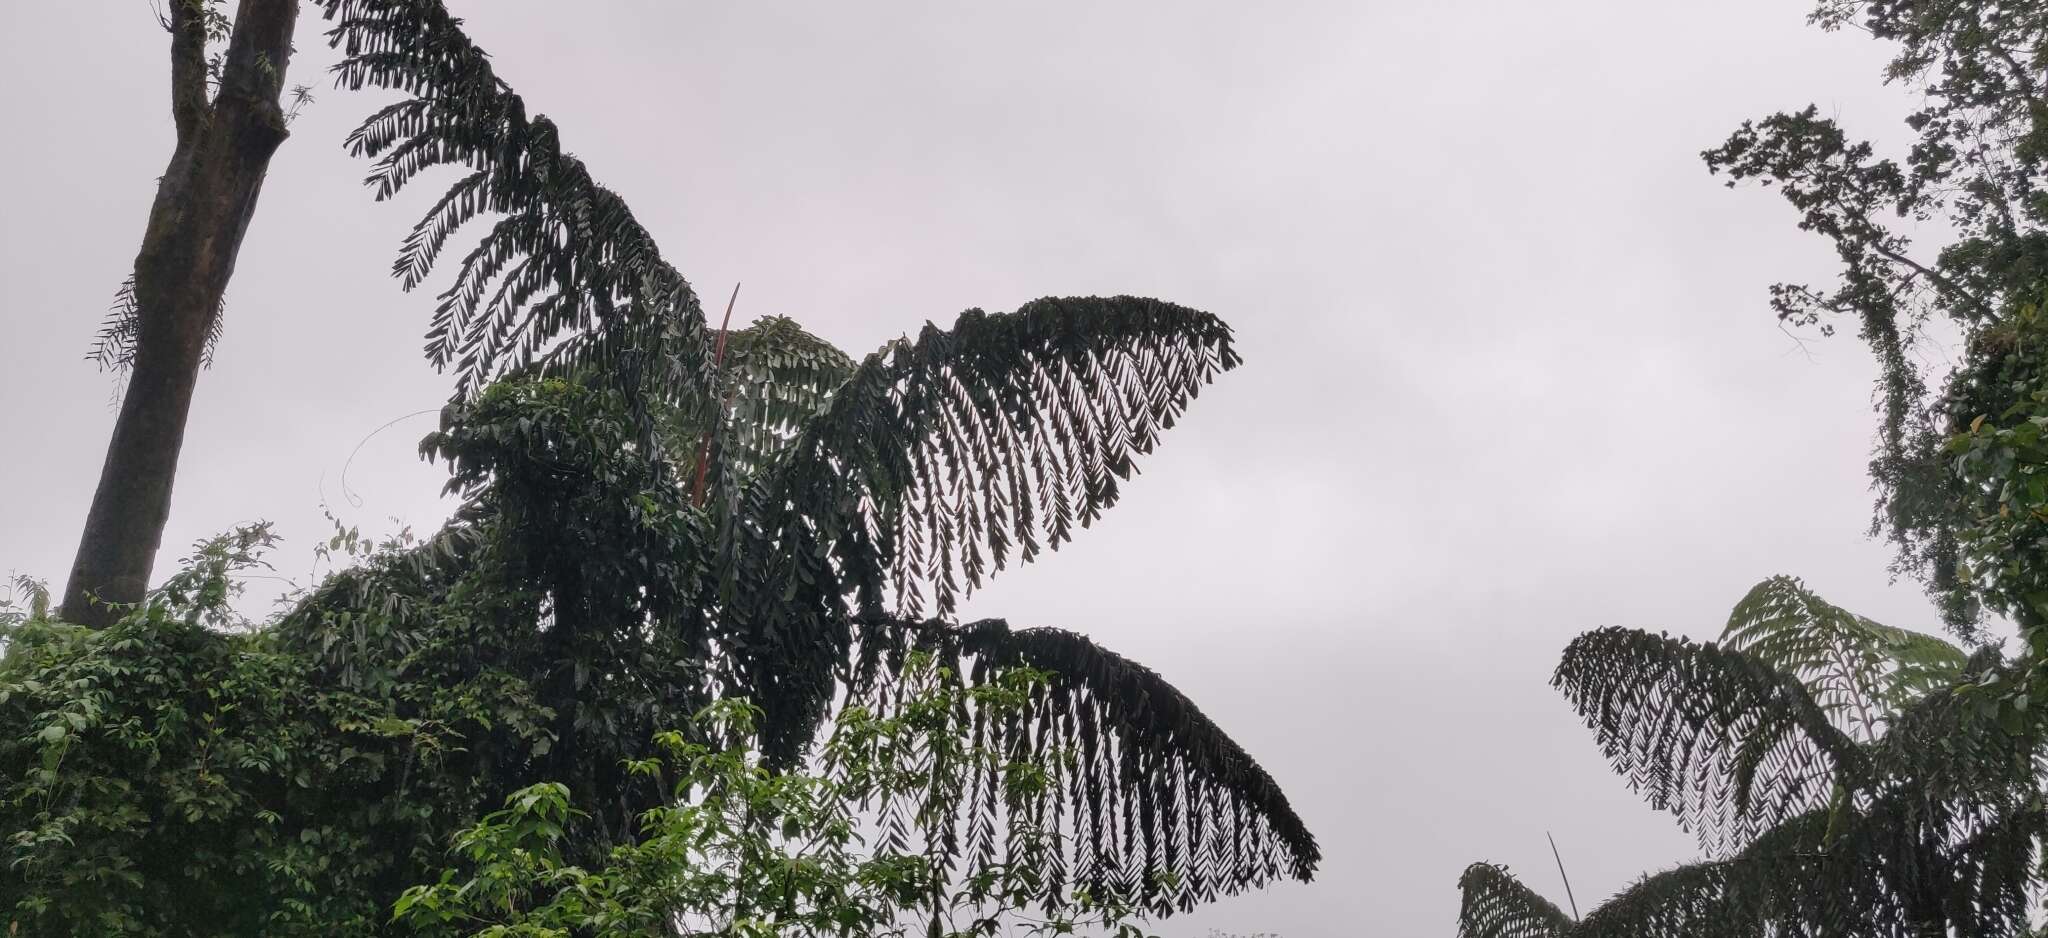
[850, 616, 1317, 911]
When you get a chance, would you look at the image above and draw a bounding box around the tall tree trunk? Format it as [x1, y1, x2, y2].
[60, 0, 300, 627]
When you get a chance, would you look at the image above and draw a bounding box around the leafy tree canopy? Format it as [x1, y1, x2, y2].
[1704, 0, 2048, 638]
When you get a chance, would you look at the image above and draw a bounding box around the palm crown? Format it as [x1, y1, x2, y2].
[275, 0, 1319, 921]
[1457, 577, 2041, 937]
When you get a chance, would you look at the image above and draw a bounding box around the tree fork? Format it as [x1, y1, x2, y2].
[61, 0, 300, 626]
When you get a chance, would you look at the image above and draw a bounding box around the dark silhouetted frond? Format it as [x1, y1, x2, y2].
[1564, 813, 1890, 937]
[1474, 583, 2044, 938]
[1570, 825, 1838, 938]
[745, 295, 1239, 619]
[851, 616, 1317, 915]
[315, 0, 711, 404]
[1862, 654, 2044, 936]
[1528, 613, 2041, 935]
[1554, 627, 1863, 854]
[716, 315, 856, 476]
[1456, 864, 1572, 938]
[1875, 650, 2037, 806]
[1466, 812, 1902, 938]
[1572, 860, 1755, 938]
[1943, 801, 2047, 935]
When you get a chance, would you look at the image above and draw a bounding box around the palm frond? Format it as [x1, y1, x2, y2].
[1943, 801, 2046, 935]
[1465, 812, 1895, 938]
[709, 297, 1237, 768]
[849, 616, 1316, 914]
[1570, 829, 1835, 938]
[1554, 628, 1863, 854]
[1456, 864, 1572, 938]
[1722, 576, 1967, 739]
[316, 0, 711, 405]
[1570, 821, 1883, 938]
[1875, 650, 2036, 803]
[1572, 861, 1751, 938]
[1861, 651, 2044, 935]
[743, 295, 1239, 619]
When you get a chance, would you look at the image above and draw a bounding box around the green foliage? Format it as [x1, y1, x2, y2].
[1704, 0, 2048, 635]
[1461, 578, 2045, 936]
[2, 502, 1276, 933]
[1457, 6, 2048, 933]
[0, 577, 48, 628]
[1722, 575, 1966, 739]
[1942, 298, 2048, 640]
[0, 527, 523, 935]
[0, 361, 1313, 929]
[1670, 18, 2048, 932]
[666, 314, 857, 486]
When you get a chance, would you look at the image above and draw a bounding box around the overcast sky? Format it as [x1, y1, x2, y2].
[0, 2, 1968, 934]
